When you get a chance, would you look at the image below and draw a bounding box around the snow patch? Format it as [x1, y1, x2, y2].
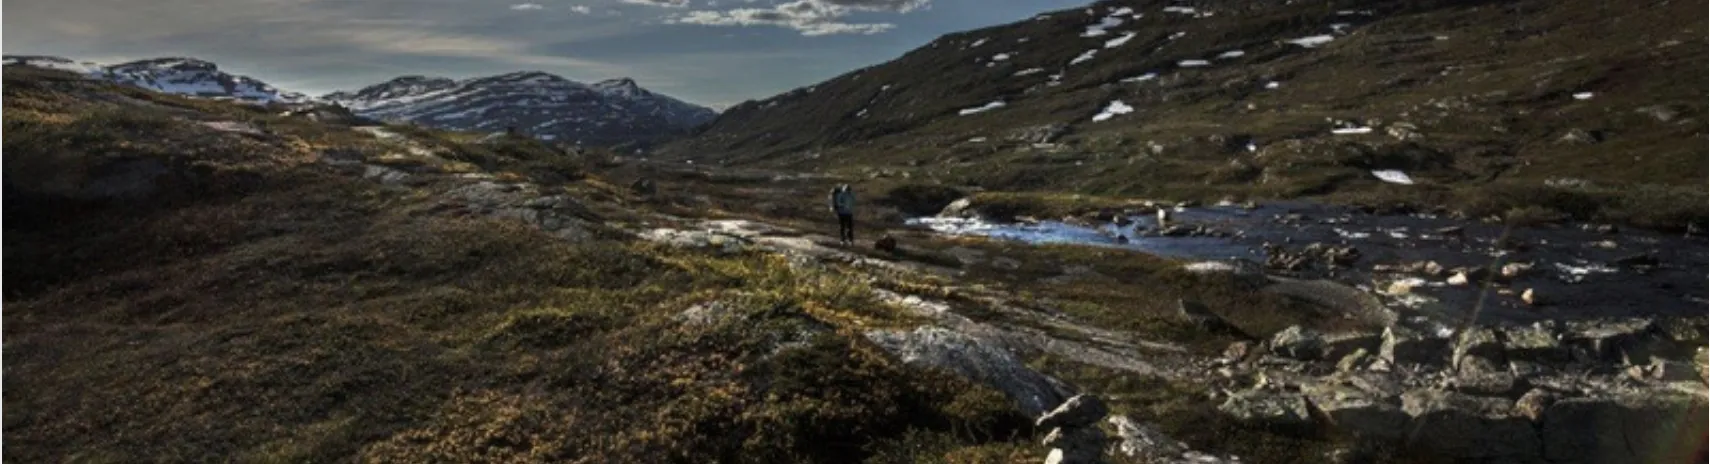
[1178, 59, 1211, 68]
[1121, 73, 1159, 83]
[1264, 81, 1281, 89]
[1285, 35, 1336, 47]
[1105, 32, 1138, 48]
[1162, 6, 1197, 14]
[1092, 100, 1134, 122]
[1572, 92, 1594, 100]
[1168, 31, 1187, 40]
[991, 53, 1012, 61]
[968, 38, 989, 48]
[958, 101, 1006, 116]
[1082, 15, 1124, 37]
[1332, 126, 1374, 135]
[1070, 49, 1099, 66]
[1015, 68, 1045, 76]
[1371, 170, 1415, 185]
[1217, 50, 1246, 59]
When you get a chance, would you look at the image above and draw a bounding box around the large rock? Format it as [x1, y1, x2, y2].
[1381, 326, 1449, 367]
[1562, 319, 1666, 366]
[1540, 391, 1709, 464]
[1036, 394, 1109, 430]
[1453, 327, 1507, 368]
[864, 326, 1069, 417]
[1270, 325, 1327, 360]
[1401, 389, 1542, 461]
[1041, 425, 1106, 464]
[1502, 322, 1569, 365]
[1219, 389, 1313, 428]
[1107, 415, 1186, 460]
[1301, 382, 1409, 441]
[1451, 356, 1527, 398]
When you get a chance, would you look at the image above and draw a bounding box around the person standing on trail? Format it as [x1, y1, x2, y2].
[830, 184, 857, 246]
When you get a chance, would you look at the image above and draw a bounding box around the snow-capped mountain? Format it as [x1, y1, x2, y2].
[325, 72, 718, 147]
[2, 55, 311, 104]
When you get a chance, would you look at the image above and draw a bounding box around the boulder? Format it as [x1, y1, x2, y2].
[1381, 326, 1448, 367]
[1107, 415, 1187, 460]
[1270, 325, 1327, 360]
[1324, 332, 1383, 361]
[1337, 348, 1372, 373]
[1036, 394, 1109, 430]
[1041, 425, 1106, 464]
[938, 198, 975, 217]
[1562, 319, 1665, 366]
[1541, 391, 1709, 463]
[1499, 262, 1532, 279]
[1453, 327, 1507, 368]
[1401, 389, 1542, 460]
[865, 327, 1069, 416]
[1302, 382, 1409, 441]
[1514, 388, 1556, 422]
[1219, 389, 1313, 428]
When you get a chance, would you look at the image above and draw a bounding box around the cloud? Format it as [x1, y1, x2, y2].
[509, 3, 544, 10]
[569, 5, 592, 14]
[620, 0, 689, 7]
[669, 0, 920, 35]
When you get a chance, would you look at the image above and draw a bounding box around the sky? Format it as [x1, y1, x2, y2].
[4, 0, 1088, 109]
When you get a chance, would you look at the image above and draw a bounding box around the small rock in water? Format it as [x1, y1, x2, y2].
[1500, 262, 1533, 279]
[1593, 240, 1619, 249]
[1521, 288, 1539, 305]
[1594, 224, 1619, 234]
[1447, 272, 1471, 286]
[1435, 225, 1465, 237]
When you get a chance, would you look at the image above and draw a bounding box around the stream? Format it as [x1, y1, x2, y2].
[907, 201, 1708, 327]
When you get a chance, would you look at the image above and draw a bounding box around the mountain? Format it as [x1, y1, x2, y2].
[324, 72, 718, 147]
[660, 0, 1705, 220]
[2, 55, 312, 104]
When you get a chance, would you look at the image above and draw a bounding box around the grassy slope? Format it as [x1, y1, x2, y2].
[1, 67, 1040, 463]
[662, 0, 1707, 231]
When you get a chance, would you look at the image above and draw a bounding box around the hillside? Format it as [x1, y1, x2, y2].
[659, 0, 1706, 231]
[2, 55, 312, 104]
[325, 72, 718, 148]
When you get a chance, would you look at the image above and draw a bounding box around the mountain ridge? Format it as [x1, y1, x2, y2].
[2, 54, 312, 104]
[325, 71, 719, 148]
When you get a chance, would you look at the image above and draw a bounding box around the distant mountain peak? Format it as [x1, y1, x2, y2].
[325, 72, 717, 147]
[4, 54, 308, 104]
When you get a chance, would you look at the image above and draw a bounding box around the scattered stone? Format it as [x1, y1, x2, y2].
[1337, 348, 1372, 373]
[1301, 381, 1408, 441]
[874, 235, 899, 253]
[1271, 325, 1327, 360]
[1381, 326, 1448, 367]
[1422, 261, 1446, 276]
[1401, 389, 1541, 460]
[1502, 322, 1568, 364]
[1499, 262, 1532, 279]
[1453, 328, 1507, 367]
[1562, 319, 1663, 366]
[1521, 288, 1539, 306]
[1513, 388, 1557, 421]
[1179, 299, 1244, 337]
[1556, 128, 1600, 144]
[1324, 332, 1382, 361]
[629, 178, 657, 196]
[1592, 239, 1619, 249]
[1453, 356, 1525, 397]
[1219, 389, 1313, 428]
[1040, 425, 1106, 464]
[1036, 394, 1110, 430]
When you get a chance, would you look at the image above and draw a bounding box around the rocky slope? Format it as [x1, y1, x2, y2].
[2, 55, 312, 104]
[324, 73, 718, 148]
[658, 0, 1706, 228]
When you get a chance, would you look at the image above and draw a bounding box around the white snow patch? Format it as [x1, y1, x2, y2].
[856, 108, 869, 117]
[1178, 59, 1211, 67]
[1217, 50, 1246, 59]
[991, 53, 1012, 61]
[958, 101, 1006, 116]
[1082, 15, 1124, 37]
[1332, 126, 1375, 135]
[1371, 170, 1415, 184]
[1572, 92, 1594, 100]
[1168, 31, 1187, 40]
[969, 38, 989, 48]
[1015, 68, 1045, 76]
[1070, 49, 1099, 65]
[1110, 6, 1134, 16]
[1105, 32, 1138, 48]
[1330, 23, 1352, 33]
[1092, 100, 1134, 122]
[1285, 35, 1336, 47]
[1264, 81, 1281, 89]
[1162, 6, 1197, 14]
[1121, 73, 1159, 83]
[968, 137, 988, 143]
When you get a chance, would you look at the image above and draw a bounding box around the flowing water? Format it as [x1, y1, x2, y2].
[908, 201, 1708, 327]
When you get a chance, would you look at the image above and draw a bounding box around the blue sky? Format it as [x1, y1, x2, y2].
[4, 0, 1086, 108]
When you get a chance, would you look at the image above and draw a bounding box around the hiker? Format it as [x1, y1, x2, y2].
[830, 184, 856, 246]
